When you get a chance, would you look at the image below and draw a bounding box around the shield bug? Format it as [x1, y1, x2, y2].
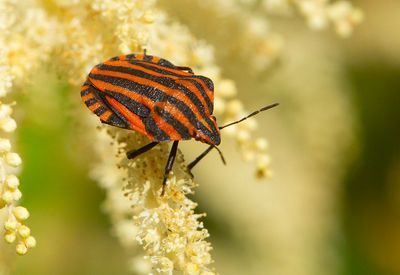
[81, 51, 278, 195]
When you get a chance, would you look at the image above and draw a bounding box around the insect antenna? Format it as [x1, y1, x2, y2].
[219, 103, 279, 130]
[213, 145, 226, 165]
[187, 103, 278, 173]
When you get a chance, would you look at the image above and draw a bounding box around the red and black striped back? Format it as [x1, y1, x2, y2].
[81, 54, 221, 145]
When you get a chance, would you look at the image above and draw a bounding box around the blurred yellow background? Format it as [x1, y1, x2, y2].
[2, 0, 400, 274]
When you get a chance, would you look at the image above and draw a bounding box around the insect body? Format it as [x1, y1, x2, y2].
[81, 53, 220, 145]
[81, 52, 278, 195]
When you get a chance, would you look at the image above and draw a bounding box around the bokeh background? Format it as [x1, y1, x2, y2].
[2, 0, 399, 274]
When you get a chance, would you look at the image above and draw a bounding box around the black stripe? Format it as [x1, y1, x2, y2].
[90, 72, 164, 102]
[154, 106, 192, 139]
[126, 62, 218, 134]
[108, 56, 120, 61]
[105, 91, 150, 117]
[137, 61, 214, 92]
[157, 58, 176, 69]
[96, 64, 217, 133]
[125, 54, 136, 60]
[132, 61, 214, 113]
[98, 96, 130, 128]
[89, 73, 215, 140]
[195, 75, 214, 92]
[87, 86, 130, 129]
[98, 64, 208, 114]
[104, 114, 129, 128]
[94, 106, 107, 116]
[134, 60, 214, 105]
[180, 78, 213, 114]
[85, 98, 97, 107]
[88, 81, 174, 141]
[81, 89, 90, 96]
[143, 116, 170, 141]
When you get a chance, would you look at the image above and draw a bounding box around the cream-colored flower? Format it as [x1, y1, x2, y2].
[54, 1, 285, 272]
[249, 0, 364, 37]
[0, 0, 51, 256]
[0, 0, 362, 273]
[0, 115, 36, 254]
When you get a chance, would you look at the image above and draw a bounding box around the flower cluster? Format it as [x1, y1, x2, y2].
[0, 83, 36, 256]
[0, 0, 58, 255]
[213, 81, 273, 178]
[239, 0, 363, 37]
[0, 0, 363, 273]
[161, 0, 284, 71]
[56, 1, 280, 272]
[119, 130, 214, 274]
[294, 0, 363, 37]
[90, 124, 216, 274]
[0, 2, 58, 80]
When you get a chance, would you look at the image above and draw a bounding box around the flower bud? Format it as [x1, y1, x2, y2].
[2, 191, 14, 204]
[6, 174, 20, 189]
[0, 138, 11, 152]
[217, 79, 237, 98]
[255, 138, 269, 151]
[18, 225, 31, 238]
[5, 152, 22, 167]
[4, 232, 16, 243]
[0, 117, 17, 132]
[141, 11, 154, 24]
[4, 219, 18, 231]
[13, 206, 30, 221]
[12, 189, 22, 201]
[25, 236, 37, 248]
[16, 242, 28, 255]
[0, 105, 12, 119]
[226, 99, 243, 115]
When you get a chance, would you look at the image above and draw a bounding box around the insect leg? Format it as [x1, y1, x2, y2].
[176, 66, 194, 74]
[187, 145, 226, 175]
[126, 141, 159, 159]
[161, 141, 179, 196]
[187, 145, 213, 173]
